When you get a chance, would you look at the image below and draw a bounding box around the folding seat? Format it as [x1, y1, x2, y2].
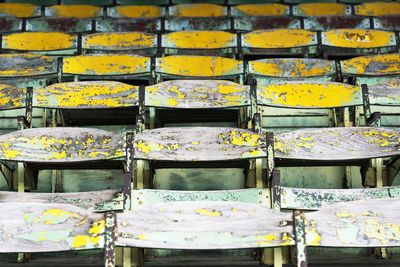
[355, 2, 400, 31]
[0, 3, 40, 33]
[4, 0, 57, 4]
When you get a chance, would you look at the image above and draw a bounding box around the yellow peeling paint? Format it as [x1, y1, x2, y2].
[0, 54, 56, 77]
[243, 29, 316, 49]
[164, 31, 235, 49]
[0, 84, 24, 108]
[114, 6, 163, 18]
[234, 4, 288, 16]
[196, 208, 221, 216]
[336, 212, 356, 218]
[3, 32, 76, 51]
[47, 5, 101, 18]
[135, 142, 164, 154]
[323, 30, 394, 48]
[258, 82, 360, 108]
[297, 3, 348, 16]
[63, 55, 150, 75]
[157, 56, 242, 77]
[83, 32, 156, 50]
[135, 234, 148, 239]
[3, 149, 21, 158]
[341, 54, 400, 75]
[171, 4, 226, 17]
[226, 131, 261, 146]
[356, 2, 400, 16]
[0, 3, 39, 18]
[306, 227, 321, 246]
[364, 219, 400, 245]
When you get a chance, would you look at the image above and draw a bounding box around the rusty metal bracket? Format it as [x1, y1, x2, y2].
[104, 212, 117, 267]
[25, 87, 33, 128]
[272, 170, 281, 211]
[294, 210, 308, 267]
[77, 33, 82, 55]
[249, 83, 257, 129]
[264, 131, 274, 185]
[138, 85, 145, 129]
[123, 172, 132, 211]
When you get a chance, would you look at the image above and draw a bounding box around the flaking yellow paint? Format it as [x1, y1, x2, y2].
[0, 84, 24, 108]
[0, 54, 56, 77]
[323, 29, 394, 48]
[341, 54, 400, 75]
[114, 6, 163, 18]
[47, 5, 101, 18]
[3, 32, 76, 51]
[171, 4, 226, 17]
[356, 2, 400, 16]
[297, 3, 348, 16]
[0, 3, 39, 18]
[164, 31, 235, 49]
[233, 4, 288, 16]
[83, 32, 156, 50]
[196, 208, 221, 216]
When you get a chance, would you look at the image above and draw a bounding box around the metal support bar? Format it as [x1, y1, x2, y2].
[265, 132, 275, 185]
[253, 112, 261, 134]
[294, 210, 307, 267]
[104, 212, 117, 267]
[138, 86, 145, 131]
[272, 170, 281, 211]
[123, 172, 132, 211]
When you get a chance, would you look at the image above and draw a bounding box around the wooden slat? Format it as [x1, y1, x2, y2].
[321, 29, 396, 48]
[303, 16, 370, 31]
[155, 55, 243, 78]
[0, 3, 40, 18]
[82, 32, 157, 51]
[293, 3, 351, 16]
[355, 2, 400, 16]
[162, 31, 236, 49]
[145, 80, 249, 108]
[26, 18, 92, 33]
[234, 16, 301, 31]
[165, 17, 230, 31]
[34, 81, 138, 109]
[63, 54, 151, 76]
[373, 16, 400, 31]
[169, 4, 228, 17]
[117, 201, 294, 249]
[0, 189, 123, 211]
[0, 202, 104, 252]
[107, 6, 165, 18]
[0, 83, 25, 110]
[44, 5, 103, 18]
[341, 54, 400, 75]
[242, 29, 317, 49]
[257, 82, 362, 108]
[0, 54, 57, 77]
[275, 127, 400, 160]
[280, 186, 399, 210]
[305, 199, 400, 247]
[2, 32, 77, 51]
[369, 79, 400, 106]
[134, 127, 266, 161]
[95, 18, 161, 33]
[231, 4, 289, 16]
[0, 127, 124, 162]
[132, 188, 269, 207]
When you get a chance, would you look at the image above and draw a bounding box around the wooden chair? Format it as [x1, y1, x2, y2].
[0, 3, 41, 18]
[355, 2, 400, 31]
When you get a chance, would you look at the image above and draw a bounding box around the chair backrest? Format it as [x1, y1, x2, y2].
[355, 2, 400, 16]
[44, 4, 103, 18]
[107, 5, 165, 18]
[0, 3, 41, 18]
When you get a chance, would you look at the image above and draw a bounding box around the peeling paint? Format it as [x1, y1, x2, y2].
[231, 4, 289, 16]
[45, 5, 102, 18]
[163, 31, 236, 49]
[169, 4, 227, 17]
[110, 6, 163, 18]
[355, 2, 400, 16]
[323, 29, 395, 48]
[341, 54, 400, 75]
[83, 32, 157, 50]
[3, 32, 76, 51]
[0, 3, 40, 18]
[296, 3, 349, 16]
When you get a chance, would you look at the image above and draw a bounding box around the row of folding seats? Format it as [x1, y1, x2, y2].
[0, 3, 399, 33]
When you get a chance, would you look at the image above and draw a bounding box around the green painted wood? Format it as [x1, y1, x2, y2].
[0, 54, 57, 77]
[275, 127, 400, 161]
[368, 80, 400, 106]
[234, 16, 301, 32]
[26, 18, 92, 33]
[165, 17, 231, 31]
[373, 16, 400, 31]
[0, 202, 104, 252]
[95, 18, 162, 32]
[0, 17, 22, 33]
[303, 16, 370, 31]
[116, 201, 294, 249]
[134, 127, 266, 161]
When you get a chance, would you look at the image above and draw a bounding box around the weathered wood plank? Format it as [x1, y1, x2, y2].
[33, 81, 138, 109]
[305, 199, 400, 247]
[257, 82, 362, 108]
[293, 3, 351, 16]
[95, 18, 161, 33]
[63, 54, 151, 76]
[132, 188, 269, 207]
[117, 201, 294, 249]
[2, 32, 77, 51]
[155, 55, 243, 78]
[0, 202, 104, 252]
[0, 127, 124, 162]
[234, 16, 301, 32]
[321, 29, 396, 48]
[0, 54, 57, 77]
[44, 5, 103, 18]
[145, 80, 249, 108]
[368, 79, 400, 106]
[341, 54, 400, 76]
[107, 6, 165, 18]
[165, 17, 230, 31]
[134, 127, 266, 161]
[169, 4, 228, 17]
[280, 186, 399, 210]
[242, 29, 317, 49]
[26, 17, 92, 33]
[231, 4, 289, 16]
[355, 2, 400, 16]
[0, 17, 22, 33]
[0, 3, 40, 18]
[162, 31, 236, 49]
[303, 16, 370, 31]
[275, 127, 400, 160]
[0, 83, 25, 110]
[0, 189, 123, 211]
[82, 32, 157, 51]
[373, 16, 400, 31]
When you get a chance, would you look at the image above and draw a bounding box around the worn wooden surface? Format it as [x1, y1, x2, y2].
[231, 4, 289, 16]
[0, 83, 25, 110]
[165, 17, 230, 31]
[293, 3, 351, 16]
[0, 3, 41, 18]
[0, 127, 124, 162]
[82, 32, 157, 51]
[95, 18, 161, 33]
[26, 17, 92, 33]
[134, 127, 265, 161]
[355, 2, 400, 16]
[280, 186, 400, 210]
[373, 16, 400, 31]
[44, 5, 102, 18]
[341, 54, 400, 75]
[145, 80, 249, 108]
[169, 4, 228, 17]
[117, 201, 294, 249]
[258, 82, 362, 108]
[107, 6, 165, 18]
[0, 202, 104, 252]
[368, 79, 400, 106]
[305, 199, 400, 247]
[0, 189, 123, 211]
[162, 31, 236, 49]
[2, 32, 77, 51]
[34, 81, 138, 109]
[132, 188, 269, 207]
[234, 16, 301, 32]
[275, 127, 400, 160]
[0, 54, 57, 77]
[63, 55, 151, 76]
[303, 16, 370, 31]
[321, 29, 396, 48]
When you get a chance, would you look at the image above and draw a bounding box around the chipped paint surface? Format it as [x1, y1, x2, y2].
[3, 32, 76, 51]
[355, 2, 400, 16]
[145, 80, 249, 108]
[0, 127, 124, 162]
[109, 6, 164, 18]
[63, 54, 150, 75]
[0, 3, 40, 18]
[156, 55, 242, 77]
[134, 127, 265, 161]
[322, 29, 395, 48]
[369, 79, 400, 105]
[0, 54, 57, 77]
[341, 54, 400, 75]
[34, 81, 138, 109]
[249, 58, 335, 78]
[295, 3, 349, 16]
[0, 84, 25, 110]
[169, 4, 228, 17]
[231, 4, 289, 16]
[83, 32, 157, 51]
[162, 31, 236, 49]
[45, 5, 102, 18]
[242, 29, 317, 49]
[258, 81, 362, 108]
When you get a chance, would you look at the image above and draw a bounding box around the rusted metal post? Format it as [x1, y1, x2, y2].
[104, 212, 117, 267]
[294, 210, 308, 267]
